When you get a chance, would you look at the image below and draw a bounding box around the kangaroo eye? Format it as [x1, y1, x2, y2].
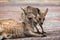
[39, 18, 41, 20]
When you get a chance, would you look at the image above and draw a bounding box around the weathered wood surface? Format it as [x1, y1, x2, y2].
[0, 3, 60, 40]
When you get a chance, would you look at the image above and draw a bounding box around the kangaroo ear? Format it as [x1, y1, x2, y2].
[40, 8, 48, 17]
[21, 8, 26, 13]
[21, 8, 27, 15]
[21, 8, 24, 12]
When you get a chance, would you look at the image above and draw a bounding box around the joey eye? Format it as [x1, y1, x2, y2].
[43, 18, 45, 20]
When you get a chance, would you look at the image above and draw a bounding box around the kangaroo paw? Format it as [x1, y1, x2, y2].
[41, 34, 47, 37]
[42, 31, 46, 34]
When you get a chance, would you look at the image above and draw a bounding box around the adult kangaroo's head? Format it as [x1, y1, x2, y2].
[21, 6, 37, 22]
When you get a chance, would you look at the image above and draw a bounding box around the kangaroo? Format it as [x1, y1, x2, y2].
[37, 8, 48, 34]
[0, 11, 44, 40]
[22, 6, 48, 34]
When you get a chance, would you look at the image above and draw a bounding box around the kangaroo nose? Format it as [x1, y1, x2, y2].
[28, 18, 32, 20]
[41, 23, 43, 25]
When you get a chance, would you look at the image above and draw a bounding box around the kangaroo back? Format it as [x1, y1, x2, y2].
[0, 19, 25, 38]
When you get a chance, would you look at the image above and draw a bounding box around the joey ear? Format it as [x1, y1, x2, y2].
[44, 8, 48, 16]
[40, 8, 48, 17]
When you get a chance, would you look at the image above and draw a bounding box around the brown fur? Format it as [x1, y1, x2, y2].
[0, 19, 25, 38]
